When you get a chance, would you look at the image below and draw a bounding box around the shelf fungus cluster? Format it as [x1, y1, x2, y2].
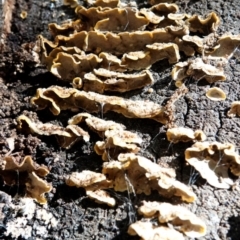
[17, 113, 143, 159]
[166, 127, 206, 143]
[165, 128, 240, 189]
[172, 58, 226, 87]
[0, 155, 52, 204]
[0, 137, 51, 204]
[14, 0, 240, 237]
[17, 115, 90, 149]
[31, 86, 168, 123]
[128, 201, 206, 240]
[38, 0, 240, 89]
[16, 113, 198, 208]
[37, 0, 231, 92]
[185, 141, 240, 189]
[66, 153, 197, 206]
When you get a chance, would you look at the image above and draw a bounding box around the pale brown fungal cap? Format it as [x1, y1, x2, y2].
[227, 101, 240, 117]
[0, 155, 51, 204]
[185, 142, 240, 188]
[31, 86, 168, 123]
[137, 201, 207, 238]
[167, 127, 206, 143]
[206, 87, 226, 101]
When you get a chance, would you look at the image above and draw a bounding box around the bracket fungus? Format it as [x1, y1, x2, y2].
[71, 113, 142, 160]
[166, 127, 206, 143]
[134, 201, 206, 238]
[36, 0, 228, 105]
[66, 170, 108, 188]
[128, 221, 185, 240]
[70, 113, 142, 159]
[227, 101, 240, 117]
[17, 115, 90, 149]
[121, 43, 180, 69]
[20, 11, 28, 19]
[185, 142, 240, 188]
[75, 6, 150, 32]
[15, 0, 240, 234]
[86, 189, 116, 206]
[45, 43, 179, 84]
[186, 12, 220, 34]
[0, 155, 52, 204]
[40, 29, 183, 56]
[65, 170, 115, 206]
[31, 86, 168, 123]
[94, 128, 142, 161]
[206, 87, 226, 101]
[207, 35, 240, 59]
[86, 0, 120, 8]
[82, 69, 154, 93]
[50, 51, 102, 81]
[68, 112, 124, 135]
[179, 35, 204, 55]
[172, 58, 226, 86]
[66, 153, 196, 206]
[63, 0, 79, 8]
[103, 153, 196, 202]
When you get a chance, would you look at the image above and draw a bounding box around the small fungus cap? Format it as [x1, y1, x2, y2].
[206, 87, 226, 101]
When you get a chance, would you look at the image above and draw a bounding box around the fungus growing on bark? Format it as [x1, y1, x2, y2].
[20, 11, 27, 19]
[68, 112, 125, 136]
[121, 43, 180, 69]
[69, 113, 142, 160]
[167, 127, 206, 143]
[186, 12, 220, 34]
[65, 170, 115, 206]
[128, 221, 185, 240]
[185, 141, 240, 188]
[0, 155, 51, 204]
[136, 201, 207, 238]
[206, 87, 226, 101]
[86, 0, 120, 8]
[31, 86, 168, 123]
[207, 35, 240, 59]
[83, 69, 154, 93]
[66, 153, 196, 206]
[94, 128, 142, 161]
[86, 189, 116, 206]
[44, 43, 180, 82]
[172, 58, 226, 86]
[50, 52, 102, 81]
[75, 6, 149, 31]
[103, 153, 196, 202]
[227, 101, 240, 117]
[63, 0, 79, 8]
[17, 115, 90, 148]
[39, 28, 185, 57]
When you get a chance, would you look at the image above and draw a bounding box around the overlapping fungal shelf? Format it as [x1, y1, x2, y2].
[4, 0, 240, 239]
[0, 135, 52, 205]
